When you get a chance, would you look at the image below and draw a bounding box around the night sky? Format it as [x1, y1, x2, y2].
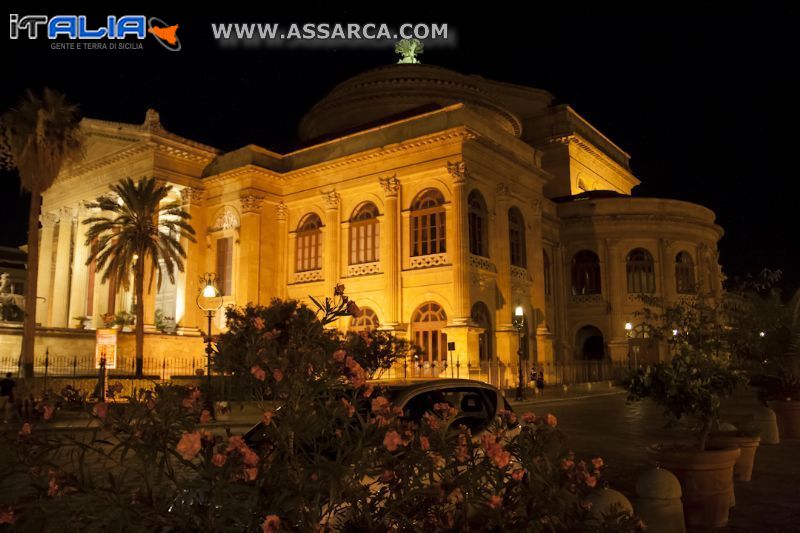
[2, 6, 797, 293]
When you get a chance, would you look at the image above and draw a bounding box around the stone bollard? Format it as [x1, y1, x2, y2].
[585, 487, 634, 524]
[753, 405, 780, 444]
[635, 468, 685, 533]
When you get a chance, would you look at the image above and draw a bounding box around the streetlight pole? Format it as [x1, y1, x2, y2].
[197, 273, 223, 415]
[513, 305, 526, 401]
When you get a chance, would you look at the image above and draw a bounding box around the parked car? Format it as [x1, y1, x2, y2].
[244, 378, 518, 448]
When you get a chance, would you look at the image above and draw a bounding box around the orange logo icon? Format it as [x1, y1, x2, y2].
[148, 24, 179, 45]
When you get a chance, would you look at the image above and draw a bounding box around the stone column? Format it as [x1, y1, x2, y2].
[50, 207, 74, 327]
[275, 202, 289, 299]
[67, 204, 90, 326]
[322, 191, 341, 299]
[659, 239, 675, 303]
[179, 187, 205, 330]
[605, 239, 628, 363]
[379, 176, 401, 326]
[447, 161, 470, 322]
[237, 194, 264, 305]
[492, 182, 515, 375]
[35, 212, 58, 326]
[528, 199, 552, 369]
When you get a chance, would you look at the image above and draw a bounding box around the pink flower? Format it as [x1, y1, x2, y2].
[363, 383, 375, 398]
[383, 430, 403, 452]
[262, 410, 274, 426]
[447, 488, 464, 504]
[522, 412, 536, 424]
[93, 403, 108, 420]
[561, 458, 575, 470]
[262, 515, 281, 532]
[332, 349, 346, 363]
[585, 475, 597, 488]
[43, 404, 55, 421]
[244, 467, 258, 481]
[200, 410, 212, 424]
[489, 495, 502, 509]
[0, 507, 16, 524]
[546, 413, 558, 427]
[492, 450, 511, 469]
[592, 457, 604, 469]
[48, 476, 59, 497]
[272, 368, 284, 382]
[379, 470, 395, 483]
[212, 453, 227, 467]
[512, 468, 525, 481]
[241, 446, 260, 467]
[371, 396, 390, 413]
[345, 357, 366, 387]
[423, 412, 442, 430]
[252, 317, 265, 330]
[227, 435, 246, 452]
[420, 436, 430, 451]
[19, 423, 31, 436]
[176, 431, 202, 461]
[341, 398, 355, 417]
[250, 365, 266, 381]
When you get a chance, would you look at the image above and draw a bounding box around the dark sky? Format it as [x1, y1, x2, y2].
[2, 5, 798, 293]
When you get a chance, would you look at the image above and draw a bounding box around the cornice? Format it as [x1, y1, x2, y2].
[548, 134, 639, 188]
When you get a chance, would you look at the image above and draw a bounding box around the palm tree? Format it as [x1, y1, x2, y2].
[84, 177, 196, 377]
[0, 89, 84, 377]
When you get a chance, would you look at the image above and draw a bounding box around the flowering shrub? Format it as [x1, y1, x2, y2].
[0, 289, 642, 531]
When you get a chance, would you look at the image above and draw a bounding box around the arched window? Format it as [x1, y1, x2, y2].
[572, 250, 601, 295]
[626, 248, 656, 293]
[508, 207, 526, 268]
[471, 302, 493, 362]
[543, 249, 552, 297]
[411, 302, 448, 376]
[675, 251, 696, 294]
[349, 203, 380, 265]
[468, 190, 488, 257]
[410, 189, 446, 257]
[350, 307, 380, 332]
[295, 213, 322, 272]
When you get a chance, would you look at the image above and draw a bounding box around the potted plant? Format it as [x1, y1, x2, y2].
[72, 315, 91, 329]
[751, 351, 800, 438]
[629, 294, 745, 529]
[707, 426, 761, 481]
[114, 311, 135, 332]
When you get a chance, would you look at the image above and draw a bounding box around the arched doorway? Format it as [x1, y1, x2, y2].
[629, 324, 659, 367]
[575, 325, 605, 360]
[411, 302, 448, 377]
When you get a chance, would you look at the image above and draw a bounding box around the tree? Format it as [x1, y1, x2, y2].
[0, 89, 84, 377]
[84, 177, 195, 377]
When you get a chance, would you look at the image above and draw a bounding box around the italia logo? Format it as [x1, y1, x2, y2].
[9, 14, 181, 51]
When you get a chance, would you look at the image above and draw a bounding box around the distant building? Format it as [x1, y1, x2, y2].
[30, 64, 723, 383]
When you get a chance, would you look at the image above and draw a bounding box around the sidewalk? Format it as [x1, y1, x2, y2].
[506, 382, 626, 408]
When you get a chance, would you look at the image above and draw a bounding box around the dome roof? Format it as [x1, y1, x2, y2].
[298, 64, 547, 142]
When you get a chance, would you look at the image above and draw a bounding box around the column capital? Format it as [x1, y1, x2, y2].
[240, 194, 265, 214]
[40, 212, 59, 228]
[447, 160, 467, 184]
[180, 187, 205, 206]
[57, 206, 75, 222]
[321, 190, 340, 210]
[275, 201, 288, 221]
[379, 175, 400, 197]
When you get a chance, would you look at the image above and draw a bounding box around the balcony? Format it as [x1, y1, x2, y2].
[347, 261, 381, 277]
[409, 253, 448, 270]
[469, 254, 496, 272]
[293, 270, 323, 284]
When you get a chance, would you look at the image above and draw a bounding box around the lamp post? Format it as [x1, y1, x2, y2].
[197, 273, 223, 405]
[513, 305, 526, 401]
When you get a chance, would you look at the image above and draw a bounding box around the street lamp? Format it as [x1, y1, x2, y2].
[197, 273, 223, 400]
[512, 305, 526, 401]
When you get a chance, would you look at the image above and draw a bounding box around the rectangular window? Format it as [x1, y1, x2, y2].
[216, 237, 233, 296]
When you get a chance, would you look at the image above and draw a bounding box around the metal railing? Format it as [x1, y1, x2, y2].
[0, 351, 207, 379]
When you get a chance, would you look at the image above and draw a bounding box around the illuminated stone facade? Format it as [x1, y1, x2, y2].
[31, 64, 724, 383]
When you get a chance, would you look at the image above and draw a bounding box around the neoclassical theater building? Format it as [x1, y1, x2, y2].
[30, 64, 723, 382]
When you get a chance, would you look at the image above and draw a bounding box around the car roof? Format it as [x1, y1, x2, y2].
[368, 378, 502, 402]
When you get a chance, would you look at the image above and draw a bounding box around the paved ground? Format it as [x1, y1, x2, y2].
[511, 392, 800, 533]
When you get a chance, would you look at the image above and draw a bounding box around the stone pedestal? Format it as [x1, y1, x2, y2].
[636, 467, 685, 533]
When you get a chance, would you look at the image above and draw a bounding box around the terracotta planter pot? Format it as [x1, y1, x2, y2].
[650, 445, 740, 529]
[708, 433, 761, 481]
[770, 400, 800, 439]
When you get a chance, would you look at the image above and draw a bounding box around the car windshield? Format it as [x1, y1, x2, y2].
[400, 386, 499, 434]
